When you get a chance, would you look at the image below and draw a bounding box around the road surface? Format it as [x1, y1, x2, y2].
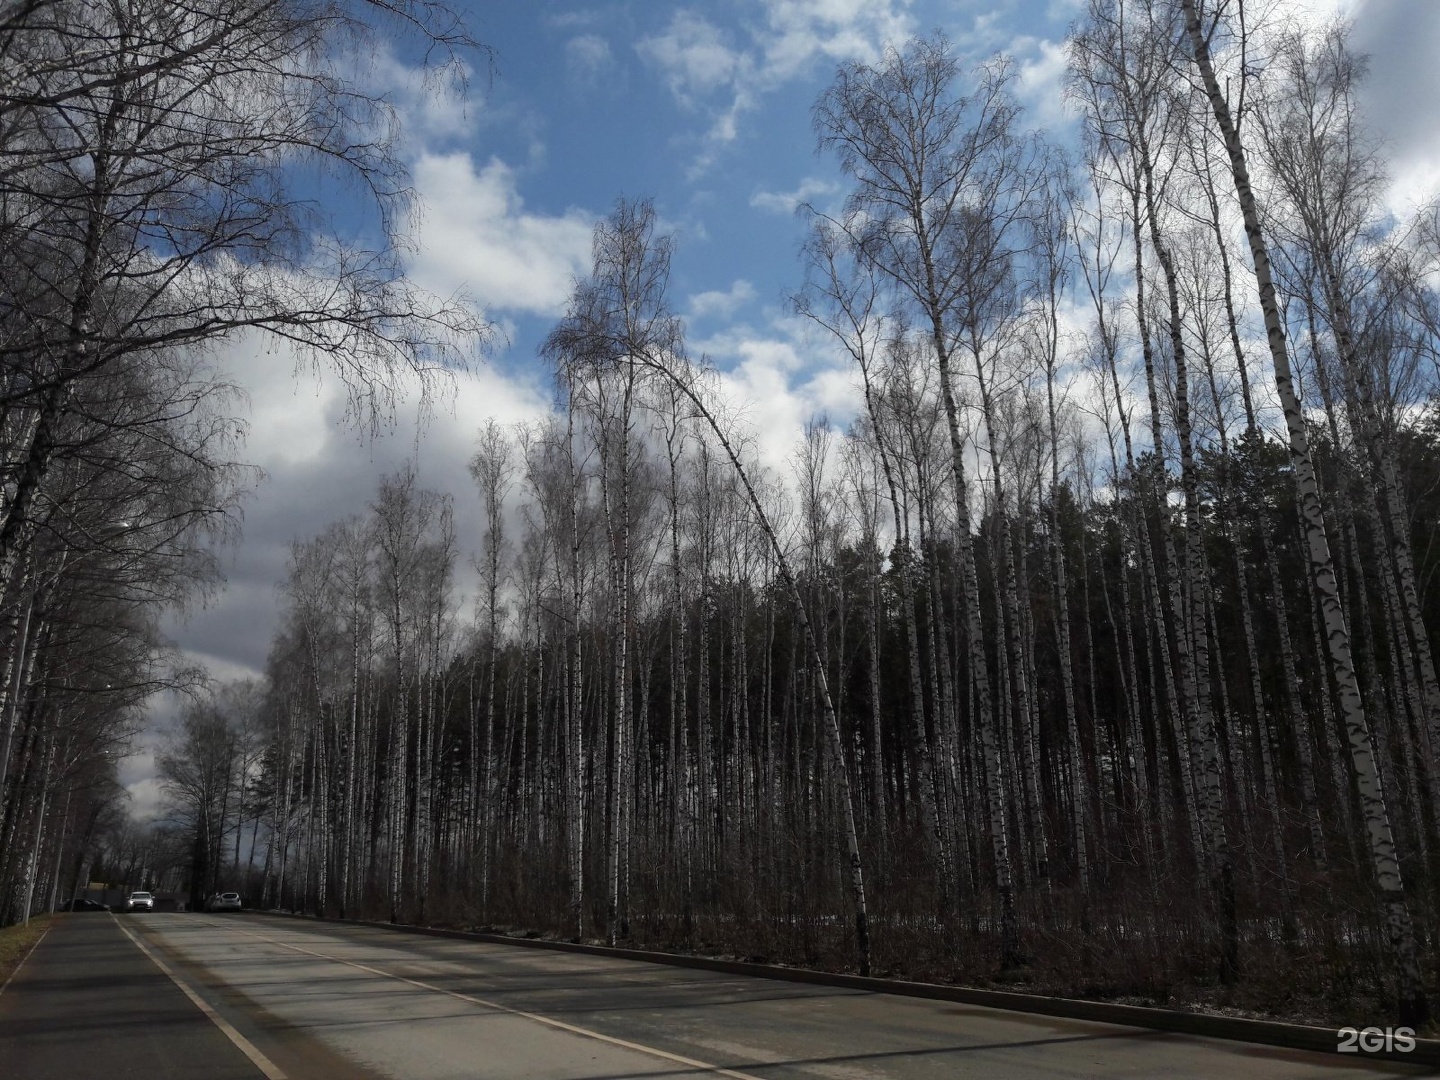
[1, 912, 1431, 1079]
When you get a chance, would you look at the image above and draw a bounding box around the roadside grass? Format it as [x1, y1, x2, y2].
[0, 915, 54, 991]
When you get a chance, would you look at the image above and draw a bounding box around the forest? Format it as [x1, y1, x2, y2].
[3, 0, 1439, 1029]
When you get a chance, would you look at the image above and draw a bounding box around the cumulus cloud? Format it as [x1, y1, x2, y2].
[161, 313, 856, 697]
[1044, 0, 1086, 20]
[364, 48, 476, 145]
[760, 0, 913, 78]
[1207, 0, 1436, 215]
[124, 776, 166, 824]
[409, 153, 594, 316]
[1013, 37, 1076, 134]
[161, 332, 552, 681]
[750, 176, 842, 214]
[134, 315, 557, 810]
[955, 8, 1012, 58]
[638, 11, 747, 103]
[688, 278, 758, 319]
[693, 312, 864, 481]
[713, 347, 862, 483]
[1346, 0, 1440, 214]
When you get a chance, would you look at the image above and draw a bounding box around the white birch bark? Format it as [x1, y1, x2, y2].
[1180, 0, 1426, 1022]
[1037, 202, 1090, 899]
[631, 347, 874, 974]
[567, 379, 586, 941]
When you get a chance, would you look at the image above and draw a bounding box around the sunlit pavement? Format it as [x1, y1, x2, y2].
[115, 913, 1434, 1080]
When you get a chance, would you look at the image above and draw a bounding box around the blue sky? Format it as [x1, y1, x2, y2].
[122, 0, 1440, 813]
[414, 0, 1082, 373]
[391, 0, 1436, 434]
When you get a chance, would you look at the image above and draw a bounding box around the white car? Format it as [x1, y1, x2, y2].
[206, 891, 242, 912]
[125, 891, 155, 912]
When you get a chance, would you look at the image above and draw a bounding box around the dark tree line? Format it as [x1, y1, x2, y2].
[0, 0, 485, 923]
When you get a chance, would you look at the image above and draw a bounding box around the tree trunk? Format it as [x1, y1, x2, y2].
[1180, 0, 1426, 1023]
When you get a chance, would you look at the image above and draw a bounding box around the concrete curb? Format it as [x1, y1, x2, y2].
[247, 909, 1439, 1067]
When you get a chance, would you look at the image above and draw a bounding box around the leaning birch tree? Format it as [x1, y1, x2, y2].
[548, 200, 875, 975]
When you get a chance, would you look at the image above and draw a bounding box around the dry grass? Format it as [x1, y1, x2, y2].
[0, 915, 54, 992]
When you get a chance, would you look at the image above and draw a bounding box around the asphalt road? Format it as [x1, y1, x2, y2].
[2, 912, 1434, 1079]
[0, 913, 268, 1079]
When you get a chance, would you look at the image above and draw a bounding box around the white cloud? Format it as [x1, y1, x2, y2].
[713, 340, 862, 484]
[547, 10, 604, 31]
[759, 0, 913, 79]
[1203, 1, 1437, 217]
[637, 11, 746, 103]
[239, 356, 343, 469]
[410, 153, 595, 316]
[717, 365, 808, 475]
[1346, 0, 1440, 215]
[694, 311, 865, 484]
[126, 777, 167, 823]
[365, 49, 475, 144]
[1288, 0, 1360, 20]
[119, 747, 164, 822]
[638, 2, 915, 173]
[1013, 37, 1076, 134]
[1045, 0, 1086, 21]
[956, 9, 1012, 58]
[137, 332, 554, 823]
[688, 278, 758, 319]
[565, 34, 613, 84]
[750, 176, 841, 214]
[1386, 154, 1440, 220]
[159, 312, 862, 697]
[161, 331, 552, 679]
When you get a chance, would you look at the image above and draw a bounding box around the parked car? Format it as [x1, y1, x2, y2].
[205, 892, 242, 912]
[58, 897, 109, 912]
[124, 891, 155, 912]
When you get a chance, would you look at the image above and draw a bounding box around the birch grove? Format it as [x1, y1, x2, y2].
[6, 0, 1440, 1029]
[0, 0, 484, 925]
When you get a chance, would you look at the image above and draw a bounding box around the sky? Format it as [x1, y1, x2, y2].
[121, 0, 1440, 814]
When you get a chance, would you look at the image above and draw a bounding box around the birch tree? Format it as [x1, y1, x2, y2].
[815, 34, 1032, 967]
[1177, 0, 1427, 1024]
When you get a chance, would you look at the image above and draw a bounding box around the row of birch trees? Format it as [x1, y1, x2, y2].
[0, 0, 484, 924]
[191, 2, 1437, 1023]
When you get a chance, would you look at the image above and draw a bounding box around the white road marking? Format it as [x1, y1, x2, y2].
[210, 919, 769, 1080]
[115, 918, 287, 1080]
